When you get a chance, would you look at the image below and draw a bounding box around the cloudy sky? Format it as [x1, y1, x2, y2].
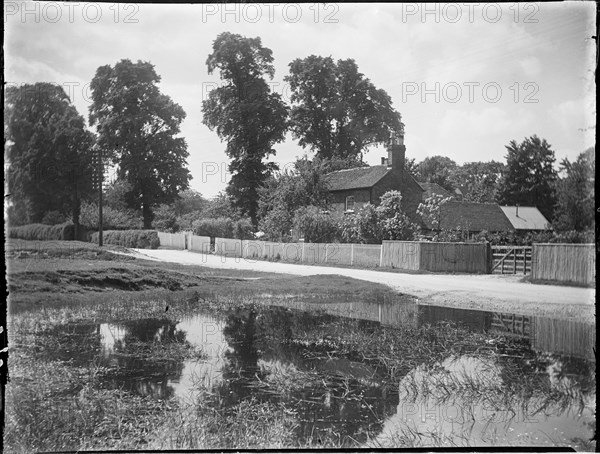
[5, 2, 595, 197]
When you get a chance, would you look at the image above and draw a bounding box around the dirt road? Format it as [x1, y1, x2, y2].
[132, 248, 595, 320]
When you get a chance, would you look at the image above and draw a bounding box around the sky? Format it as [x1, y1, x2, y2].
[5, 2, 596, 198]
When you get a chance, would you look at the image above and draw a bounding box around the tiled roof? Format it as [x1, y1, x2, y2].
[422, 201, 515, 232]
[500, 206, 550, 230]
[323, 165, 391, 191]
[418, 182, 452, 199]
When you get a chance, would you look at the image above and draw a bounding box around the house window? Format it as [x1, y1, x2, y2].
[345, 196, 355, 212]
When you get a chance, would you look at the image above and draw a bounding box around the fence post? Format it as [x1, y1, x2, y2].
[351, 243, 355, 266]
[379, 242, 384, 267]
[302, 242, 305, 263]
[486, 242, 492, 274]
[324, 244, 328, 264]
[523, 248, 527, 274]
[513, 249, 517, 274]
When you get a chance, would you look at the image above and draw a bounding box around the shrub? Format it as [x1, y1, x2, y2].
[41, 211, 67, 225]
[9, 223, 88, 241]
[79, 201, 143, 231]
[549, 230, 595, 244]
[337, 204, 380, 244]
[293, 206, 339, 243]
[90, 230, 160, 249]
[233, 218, 254, 240]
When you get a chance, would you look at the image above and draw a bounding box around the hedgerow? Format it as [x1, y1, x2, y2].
[90, 230, 160, 249]
[9, 223, 87, 241]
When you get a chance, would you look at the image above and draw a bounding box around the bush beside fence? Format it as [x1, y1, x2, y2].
[531, 243, 595, 286]
[91, 230, 160, 249]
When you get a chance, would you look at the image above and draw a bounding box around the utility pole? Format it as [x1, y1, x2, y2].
[95, 145, 103, 247]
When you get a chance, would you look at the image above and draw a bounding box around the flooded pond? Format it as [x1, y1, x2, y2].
[45, 299, 595, 449]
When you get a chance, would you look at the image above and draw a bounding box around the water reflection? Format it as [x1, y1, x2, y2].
[49, 298, 595, 448]
[417, 304, 596, 361]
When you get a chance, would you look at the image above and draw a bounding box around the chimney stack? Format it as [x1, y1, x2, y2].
[387, 131, 406, 172]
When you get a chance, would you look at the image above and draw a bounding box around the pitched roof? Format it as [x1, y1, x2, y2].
[422, 201, 515, 232]
[323, 165, 391, 191]
[500, 206, 550, 230]
[418, 182, 452, 199]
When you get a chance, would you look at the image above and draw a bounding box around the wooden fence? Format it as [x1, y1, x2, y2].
[420, 242, 489, 273]
[531, 243, 595, 286]
[215, 237, 243, 257]
[157, 231, 186, 249]
[188, 234, 211, 254]
[238, 240, 381, 267]
[380, 241, 420, 270]
[381, 241, 489, 273]
[491, 246, 532, 274]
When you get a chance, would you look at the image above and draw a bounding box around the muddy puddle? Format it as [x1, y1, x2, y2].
[48, 299, 596, 448]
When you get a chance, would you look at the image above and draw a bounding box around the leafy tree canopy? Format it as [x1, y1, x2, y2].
[495, 135, 557, 220]
[89, 59, 190, 228]
[553, 146, 595, 232]
[286, 55, 403, 161]
[5, 83, 95, 229]
[414, 155, 458, 191]
[202, 32, 288, 226]
[449, 161, 505, 203]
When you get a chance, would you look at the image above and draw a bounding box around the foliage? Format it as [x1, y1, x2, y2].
[89, 59, 190, 228]
[191, 217, 253, 239]
[449, 161, 505, 203]
[41, 211, 67, 225]
[286, 55, 403, 161]
[337, 203, 380, 244]
[104, 179, 134, 211]
[470, 229, 594, 246]
[417, 194, 453, 232]
[414, 156, 457, 191]
[553, 147, 595, 232]
[9, 223, 87, 241]
[495, 135, 557, 221]
[90, 230, 160, 249]
[258, 157, 331, 241]
[375, 191, 419, 240]
[79, 201, 143, 231]
[4, 83, 95, 230]
[202, 191, 240, 220]
[292, 206, 339, 243]
[202, 32, 288, 226]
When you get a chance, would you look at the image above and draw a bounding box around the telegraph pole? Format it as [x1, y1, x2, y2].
[96, 145, 103, 247]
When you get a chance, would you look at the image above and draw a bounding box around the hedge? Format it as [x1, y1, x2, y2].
[90, 230, 160, 249]
[9, 223, 88, 241]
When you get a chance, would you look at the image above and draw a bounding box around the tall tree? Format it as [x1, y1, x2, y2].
[89, 59, 190, 228]
[415, 156, 458, 191]
[496, 135, 557, 220]
[553, 147, 595, 231]
[5, 83, 95, 233]
[449, 161, 505, 203]
[202, 32, 288, 226]
[286, 55, 403, 161]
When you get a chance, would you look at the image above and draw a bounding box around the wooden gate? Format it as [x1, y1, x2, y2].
[491, 246, 532, 275]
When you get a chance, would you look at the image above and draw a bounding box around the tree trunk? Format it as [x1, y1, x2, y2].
[142, 201, 154, 229]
